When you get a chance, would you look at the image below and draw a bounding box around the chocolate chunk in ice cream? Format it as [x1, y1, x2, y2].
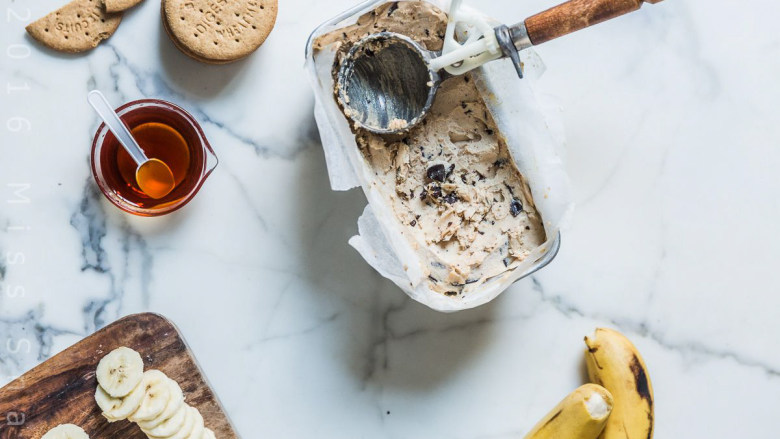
[426, 164, 447, 182]
[510, 199, 524, 217]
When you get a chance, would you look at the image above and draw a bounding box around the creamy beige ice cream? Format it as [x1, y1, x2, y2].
[315, 1, 546, 296]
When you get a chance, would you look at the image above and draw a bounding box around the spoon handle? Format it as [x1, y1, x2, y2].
[521, 0, 662, 46]
[87, 90, 148, 165]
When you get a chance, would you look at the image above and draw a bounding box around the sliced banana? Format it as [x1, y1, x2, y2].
[99, 369, 149, 421]
[136, 378, 185, 429]
[96, 346, 144, 398]
[185, 406, 205, 439]
[94, 385, 123, 422]
[128, 370, 171, 422]
[159, 404, 198, 439]
[41, 424, 90, 439]
[92, 349, 212, 439]
[142, 403, 188, 437]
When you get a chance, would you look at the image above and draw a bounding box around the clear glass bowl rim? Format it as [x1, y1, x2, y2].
[90, 98, 218, 217]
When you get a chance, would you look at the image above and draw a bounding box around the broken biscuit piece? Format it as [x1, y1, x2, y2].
[26, 0, 122, 53]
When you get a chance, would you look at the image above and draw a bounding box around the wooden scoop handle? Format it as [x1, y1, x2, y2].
[524, 0, 663, 45]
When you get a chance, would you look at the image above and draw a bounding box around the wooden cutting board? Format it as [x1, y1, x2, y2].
[0, 313, 239, 439]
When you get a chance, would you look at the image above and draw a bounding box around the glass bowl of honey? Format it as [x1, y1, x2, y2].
[91, 99, 218, 216]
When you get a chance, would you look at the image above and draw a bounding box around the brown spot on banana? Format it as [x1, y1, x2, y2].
[630, 355, 652, 405]
[629, 354, 655, 439]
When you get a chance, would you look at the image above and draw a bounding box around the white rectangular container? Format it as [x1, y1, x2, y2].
[304, 0, 573, 312]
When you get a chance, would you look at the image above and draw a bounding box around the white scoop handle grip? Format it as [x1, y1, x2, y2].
[428, 0, 502, 75]
[87, 90, 148, 166]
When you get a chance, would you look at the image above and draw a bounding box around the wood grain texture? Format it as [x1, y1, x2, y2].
[525, 0, 661, 45]
[0, 313, 239, 439]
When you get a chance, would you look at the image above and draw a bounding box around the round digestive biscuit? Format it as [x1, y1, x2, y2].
[163, 0, 277, 63]
[161, 2, 225, 64]
[161, 3, 236, 65]
[26, 0, 122, 53]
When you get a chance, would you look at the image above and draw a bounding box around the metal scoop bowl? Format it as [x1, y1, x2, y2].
[336, 32, 441, 135]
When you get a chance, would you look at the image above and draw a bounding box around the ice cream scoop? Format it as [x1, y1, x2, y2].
[337, 0, 664, 134]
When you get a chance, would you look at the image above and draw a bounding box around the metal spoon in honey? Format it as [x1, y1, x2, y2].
[88, 90, 176, 199]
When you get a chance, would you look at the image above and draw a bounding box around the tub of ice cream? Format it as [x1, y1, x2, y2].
[305, 0, 573, 312]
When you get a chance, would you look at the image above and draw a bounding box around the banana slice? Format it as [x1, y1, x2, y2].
[141, 403, 188, 437]
[202, 428, 216, 439]
[523, 384, 613, 439]
[159, 404, 198, 439]
[41, 424, 90, 439]
[94, 385, 123, 422]
[97, 370, 148, 421]
[584, 328, 654, 439]
[185, 406, 205, 439]
[136, 378, 185, 429]
[128, 370, 171, 422]
[96, 347, 144, 398]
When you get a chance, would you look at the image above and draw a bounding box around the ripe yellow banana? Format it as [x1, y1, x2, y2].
[524, 383, 614, 439]
[584, 328, 654, 439]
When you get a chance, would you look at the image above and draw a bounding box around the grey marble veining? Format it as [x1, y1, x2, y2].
[2, 0, 780, 437]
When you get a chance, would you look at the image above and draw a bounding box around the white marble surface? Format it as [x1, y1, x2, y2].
[2, 0, 780, 436]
